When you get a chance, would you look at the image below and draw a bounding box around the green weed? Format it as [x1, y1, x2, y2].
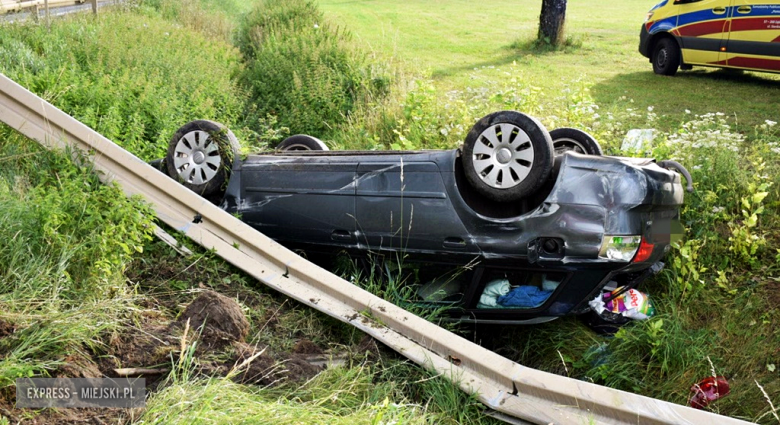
[237, 0, 391, 140]
[0, 134, 151, 386]
[0, 10, 247, 160]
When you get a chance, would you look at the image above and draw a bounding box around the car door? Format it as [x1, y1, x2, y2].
[354, 160, 478, 256]
[238, 157, 358, 248]
[723, 0, 780, 71]
[675, 0, 731, 65]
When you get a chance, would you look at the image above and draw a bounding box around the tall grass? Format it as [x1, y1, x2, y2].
[138, 360, 500, 424]
[0, 132, 153, 386]
[1, 0, 778, 422]
[0, 8, 247, 160]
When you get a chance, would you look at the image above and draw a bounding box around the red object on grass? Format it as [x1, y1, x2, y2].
[689, 376, 730, 409]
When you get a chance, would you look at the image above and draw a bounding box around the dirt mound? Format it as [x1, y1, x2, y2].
[56, 354, 102, 378]
[177, 290, 249, 349]
[230, 342, 323, 386]
[292, 339, 324, 355]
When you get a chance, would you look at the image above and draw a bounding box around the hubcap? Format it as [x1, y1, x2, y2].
[173, 130, 222, 185]
[496, 148, 512, 164]
[193, 151, 206, 164]
[472, 123, 535, 189]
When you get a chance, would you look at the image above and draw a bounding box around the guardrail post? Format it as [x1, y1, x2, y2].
[44, 0, 49, 28]
[91, 0, 97, 15]
[31, 5, 39, 22]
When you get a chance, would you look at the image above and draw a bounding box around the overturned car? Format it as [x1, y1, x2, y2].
[154, 111, 690, 324]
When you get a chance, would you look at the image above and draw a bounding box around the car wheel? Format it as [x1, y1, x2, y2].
[550, 128, 603, 155]
[165, 120, 239, 197]
[462, 111, 554, 203]
[277, 135, 329, 151]
[652, 37, 680, 76]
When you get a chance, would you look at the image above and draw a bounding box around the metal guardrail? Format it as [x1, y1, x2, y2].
[0, 72, 756, 425]
[0, 0, 98, 17]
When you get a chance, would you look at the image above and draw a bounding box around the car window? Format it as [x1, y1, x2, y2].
[476, 270, 565, 309]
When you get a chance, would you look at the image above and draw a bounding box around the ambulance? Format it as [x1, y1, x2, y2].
[639, 0, 780, 75]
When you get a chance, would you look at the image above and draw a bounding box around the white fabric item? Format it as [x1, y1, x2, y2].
[541, 274, 560, 292]
[478, 279, 510, 307]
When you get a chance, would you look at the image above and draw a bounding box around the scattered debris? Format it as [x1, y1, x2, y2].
[621, 129, 656, 151]
[589, 287, 656, 321]
[113, 367, 170, 377]
[689, 376, 730, 409]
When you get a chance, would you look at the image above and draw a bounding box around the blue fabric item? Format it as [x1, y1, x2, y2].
[497, 286, 552, 308]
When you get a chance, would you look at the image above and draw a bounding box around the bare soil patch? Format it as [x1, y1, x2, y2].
[0, 319, 14, 339]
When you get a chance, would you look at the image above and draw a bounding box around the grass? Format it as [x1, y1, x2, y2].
[318, 0, 780, 132]
[0, 131, 153, 386]
[316, 1, 780, 422]
[137, 361, 498, 425]
[0, 3, 249, 161]
[0, 0, 778, 423]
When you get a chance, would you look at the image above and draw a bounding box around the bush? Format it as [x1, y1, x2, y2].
[0, 10, 247, 161]
[237, 0, 389, 139]
[0, 133, 154, 385]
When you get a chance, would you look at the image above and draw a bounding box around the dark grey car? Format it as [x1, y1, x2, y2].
[156, 111, 690, 324]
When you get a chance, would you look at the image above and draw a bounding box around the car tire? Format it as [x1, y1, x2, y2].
[550, 128, 603, 155]
[165, 120, 239, 197]
[277, 135, 329, 151]
[462, 111, 554, 203]
[652, 37, 680, 76]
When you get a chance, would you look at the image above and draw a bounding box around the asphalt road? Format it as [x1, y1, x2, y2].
[1, 1, 120, 23]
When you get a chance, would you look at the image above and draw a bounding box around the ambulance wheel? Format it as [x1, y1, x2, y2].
[652, 37, 680, 76]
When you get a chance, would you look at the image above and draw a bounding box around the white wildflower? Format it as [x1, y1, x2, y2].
[765, 120, 777, 127]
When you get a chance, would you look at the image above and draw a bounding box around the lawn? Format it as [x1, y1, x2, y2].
[319, 0, 780, 132]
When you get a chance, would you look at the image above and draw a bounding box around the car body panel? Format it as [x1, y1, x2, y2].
[215, 149, 684, 323]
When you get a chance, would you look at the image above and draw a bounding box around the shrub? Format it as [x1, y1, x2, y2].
[237, 0, 389, 139]
[0, 133, 154, 385]
[0, 10, 247, 161]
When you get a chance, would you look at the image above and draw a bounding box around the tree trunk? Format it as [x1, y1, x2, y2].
[538, 0, 567, 46]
